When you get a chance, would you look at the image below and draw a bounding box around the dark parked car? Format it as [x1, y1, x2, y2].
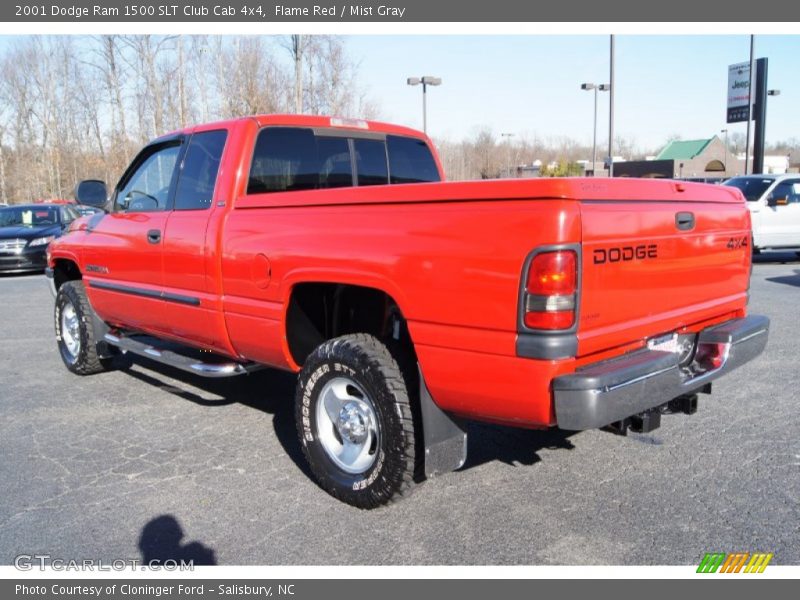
[0, 204, 79, 274]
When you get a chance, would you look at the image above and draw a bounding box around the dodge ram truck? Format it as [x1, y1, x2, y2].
[46, 114, 769, 508]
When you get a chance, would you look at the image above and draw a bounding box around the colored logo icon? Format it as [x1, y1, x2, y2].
[697, 552, 773, 573]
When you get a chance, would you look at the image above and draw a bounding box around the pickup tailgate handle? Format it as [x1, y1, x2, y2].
[147, 229, 162, 244]
[675, 211, 695, 231]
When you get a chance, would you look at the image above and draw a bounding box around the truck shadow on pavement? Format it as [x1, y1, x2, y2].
[464, 422, 576, 469]
[764, 269, 800, 289]
[139, 514, 217, 566]
[117, 356, 314, 479]
[115, 354, 577, 479]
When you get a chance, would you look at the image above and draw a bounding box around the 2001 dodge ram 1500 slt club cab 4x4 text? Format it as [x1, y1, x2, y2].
[46, 114, 769, 508]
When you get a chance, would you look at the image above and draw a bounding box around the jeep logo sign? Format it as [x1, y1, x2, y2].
[727, 61, 751, 123]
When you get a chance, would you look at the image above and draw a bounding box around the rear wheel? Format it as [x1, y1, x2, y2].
[295, 334, 419, 508]
[55, 280, 112, 375]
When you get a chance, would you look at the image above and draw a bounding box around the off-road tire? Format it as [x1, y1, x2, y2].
[55, 280, 112, 375]
[295, 334, 419, 509]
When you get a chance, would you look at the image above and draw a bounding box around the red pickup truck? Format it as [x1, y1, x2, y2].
[47, 114, 768, 508]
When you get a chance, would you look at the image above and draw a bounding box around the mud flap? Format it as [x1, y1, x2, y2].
[418, 366, 468, 477]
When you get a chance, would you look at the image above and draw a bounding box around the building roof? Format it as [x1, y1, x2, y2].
[656, 138, 714, 161]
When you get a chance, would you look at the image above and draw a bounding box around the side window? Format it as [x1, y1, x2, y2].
[769, 180, 800, 204]
[387, 135, 440, 184]
[174, 130, 228, 211]
[785, 181, 800, 203]
[354, 139, 389, 186]
[116, 143, 181, 212]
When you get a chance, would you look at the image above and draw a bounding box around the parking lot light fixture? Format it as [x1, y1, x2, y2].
[581, 83, 610, 176]
[407, 76, 442, 134]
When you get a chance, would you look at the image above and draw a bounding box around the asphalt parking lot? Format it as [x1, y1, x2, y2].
[1, 257, 798, 566]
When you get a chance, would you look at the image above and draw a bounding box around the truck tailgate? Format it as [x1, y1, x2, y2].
[578, 190, 751, 357]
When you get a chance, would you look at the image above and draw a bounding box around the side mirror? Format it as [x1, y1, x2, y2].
[767, 193, 788, 207]
[74, 179, 108, 209]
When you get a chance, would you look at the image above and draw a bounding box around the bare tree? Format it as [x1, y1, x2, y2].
[0, 123, 7, 203]
[217, 37, 290, 118]
[285, 35, 307, 113]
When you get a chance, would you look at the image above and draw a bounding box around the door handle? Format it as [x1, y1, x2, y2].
[147, 229, 161, 244]
[675, 212, 695, 231]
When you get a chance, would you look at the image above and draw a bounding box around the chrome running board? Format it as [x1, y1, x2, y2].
[103, 332, 260, 378]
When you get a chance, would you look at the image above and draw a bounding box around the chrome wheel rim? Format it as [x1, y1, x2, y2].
[60, 301, 81, 360]
[315, 377, 380, 474]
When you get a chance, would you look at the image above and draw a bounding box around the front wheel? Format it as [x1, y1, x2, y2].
[295, 334, 420, 508]
[55, 280, 113, 375]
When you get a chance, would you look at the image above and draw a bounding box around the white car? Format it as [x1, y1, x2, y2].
[724, 174, 800, 253]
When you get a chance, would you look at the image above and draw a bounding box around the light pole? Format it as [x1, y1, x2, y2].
[608, 34, 616, 177]
[720, 128, 728, 176]
[581, 83, 610, 176]
[745, 35, 755, 174]
[757, 89, 781, 174]
[501, 132, 514, 178]
[407, 76, 442, 134]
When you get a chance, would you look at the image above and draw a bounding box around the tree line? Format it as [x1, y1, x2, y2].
[1, 35, 798, 204]
[0, 35, 375, 203]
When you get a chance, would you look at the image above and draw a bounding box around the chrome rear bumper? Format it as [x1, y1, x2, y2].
[553, 315, 769, 430]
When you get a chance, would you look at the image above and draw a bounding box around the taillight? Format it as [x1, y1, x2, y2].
[523, 250, 577, 330]
[694, 342, 728, 371]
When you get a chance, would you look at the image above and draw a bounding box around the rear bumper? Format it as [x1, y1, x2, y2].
[553, 315, 769, 430]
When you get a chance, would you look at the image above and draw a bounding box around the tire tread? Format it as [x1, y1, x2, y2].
[296, 333, 420, 508]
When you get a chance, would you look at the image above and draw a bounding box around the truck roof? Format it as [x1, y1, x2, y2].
[157, 114, 430, 143]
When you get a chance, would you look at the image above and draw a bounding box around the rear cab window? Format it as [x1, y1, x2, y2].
[247, 127, 440, 195]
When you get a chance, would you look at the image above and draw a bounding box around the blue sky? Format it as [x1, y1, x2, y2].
[346, 35, 800, 151]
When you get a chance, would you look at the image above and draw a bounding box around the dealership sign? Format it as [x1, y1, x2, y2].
[727, 62, 751, 123]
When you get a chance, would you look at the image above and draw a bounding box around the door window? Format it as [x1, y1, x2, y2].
[770, 180, 800, 204]
[174, 130, 228, 211]
[116, 143, 181, 212]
